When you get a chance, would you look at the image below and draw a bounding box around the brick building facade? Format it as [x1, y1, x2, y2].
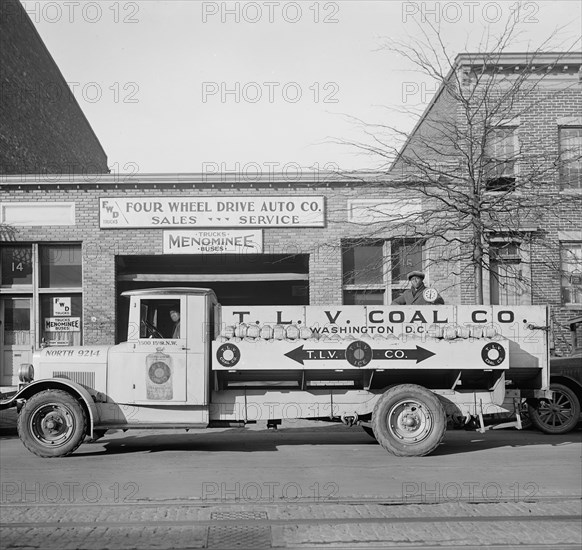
[0, 0, 108, 175]
[390, 52, 582, 355]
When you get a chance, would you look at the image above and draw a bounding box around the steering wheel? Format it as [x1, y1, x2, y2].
[141, 319, 164, 339]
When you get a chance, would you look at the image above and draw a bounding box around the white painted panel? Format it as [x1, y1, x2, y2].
[0, 202, 75, 226]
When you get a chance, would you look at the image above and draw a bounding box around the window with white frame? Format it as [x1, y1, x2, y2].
[561, 243, 582, 305]
[485, 127, 518, 191]
[342, 240, 386, 305]
[0, 243, 83, 348]
[559, 127, 582, 190]
[341, 239, 425, 305]
[489, 241, 530, 305]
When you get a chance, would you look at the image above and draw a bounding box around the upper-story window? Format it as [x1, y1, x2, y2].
[559, 127, 582, 190]
[485, 127, 518, 192]
[561, 243, 582, 305]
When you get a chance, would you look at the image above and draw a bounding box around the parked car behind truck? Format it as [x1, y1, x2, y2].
[527, 317, 582, 435]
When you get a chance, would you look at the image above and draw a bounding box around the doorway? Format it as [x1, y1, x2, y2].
[1, 296, 33, 386]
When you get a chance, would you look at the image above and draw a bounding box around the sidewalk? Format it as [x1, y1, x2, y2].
[1, 499, 581, 549]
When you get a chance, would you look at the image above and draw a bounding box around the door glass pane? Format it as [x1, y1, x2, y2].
[1, 246, 33, 285]
[3, 298, 31, 345]
[40, 245, 82, 287]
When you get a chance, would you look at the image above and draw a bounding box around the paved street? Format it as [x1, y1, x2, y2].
[1, 415, 581, 548]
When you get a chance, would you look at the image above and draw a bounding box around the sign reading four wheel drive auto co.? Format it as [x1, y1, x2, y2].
[99, 197, 325, 228]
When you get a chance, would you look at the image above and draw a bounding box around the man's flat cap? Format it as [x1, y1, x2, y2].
[407, 271, 425, 280]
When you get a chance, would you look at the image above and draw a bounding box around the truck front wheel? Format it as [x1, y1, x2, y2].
[18, 390, 87, 458]
[372, 384, 446, 457]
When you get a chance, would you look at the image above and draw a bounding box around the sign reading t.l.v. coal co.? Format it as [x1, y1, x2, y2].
[99, 197, 325, 228]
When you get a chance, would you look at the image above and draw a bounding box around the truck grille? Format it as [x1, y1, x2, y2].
[53, 371, 96, 389]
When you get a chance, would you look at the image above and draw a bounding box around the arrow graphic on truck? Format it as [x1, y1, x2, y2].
[284, 340, 435, 367]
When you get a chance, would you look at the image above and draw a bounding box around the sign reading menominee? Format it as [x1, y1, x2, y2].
[163, 230, 263, 254]
[99, 197, 325, 228]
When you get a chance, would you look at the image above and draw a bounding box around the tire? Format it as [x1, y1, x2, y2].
[372, 384, 446, 457]
[361, 426, 377, 440]
[17, 389, 87, 458]
[528, 383, 581, 435]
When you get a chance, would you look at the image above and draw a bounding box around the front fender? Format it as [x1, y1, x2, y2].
[0, 379, 97, 437]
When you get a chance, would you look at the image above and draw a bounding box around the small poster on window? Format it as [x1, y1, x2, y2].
[53, 297, 71, 317]
[44, 317, 80, 332]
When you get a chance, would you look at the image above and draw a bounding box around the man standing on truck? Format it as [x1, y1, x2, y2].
[391, 271, 445, 305]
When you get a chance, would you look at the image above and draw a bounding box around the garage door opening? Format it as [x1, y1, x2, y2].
[116, 254, 309, 342]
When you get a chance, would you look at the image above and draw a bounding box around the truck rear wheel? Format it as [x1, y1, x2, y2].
[528, 383, 580, 435]
[17, 390, 87, 458]
[372, 384, 446, 457]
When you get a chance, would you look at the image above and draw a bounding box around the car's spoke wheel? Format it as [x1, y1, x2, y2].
[529, 383, 580, 435]
[18, 390, 87, 457]
[372, 384, 446, 457]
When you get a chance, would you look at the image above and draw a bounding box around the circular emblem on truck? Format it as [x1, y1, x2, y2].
[481, 342, 506, 366]
[217, 343, 241, 367]
[148, 361, 171, 384]
[423, 288, 438, 303]
[346, 340, 372, 368]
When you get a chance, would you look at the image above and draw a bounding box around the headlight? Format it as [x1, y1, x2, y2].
[18, 364, 34, 383]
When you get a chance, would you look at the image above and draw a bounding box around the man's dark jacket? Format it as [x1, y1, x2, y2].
[391, 284, 445, 305]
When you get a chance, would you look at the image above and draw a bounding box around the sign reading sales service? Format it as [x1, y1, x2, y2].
[100, 197, 325, 228]
[163, 230, 263, 254]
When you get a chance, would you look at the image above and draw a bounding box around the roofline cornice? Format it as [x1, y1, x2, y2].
[0, 171, 395, 188]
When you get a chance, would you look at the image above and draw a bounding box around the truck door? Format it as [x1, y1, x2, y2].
[114, 296, 188, 404]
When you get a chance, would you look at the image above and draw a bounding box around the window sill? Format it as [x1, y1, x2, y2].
[342, 285, 385, 291]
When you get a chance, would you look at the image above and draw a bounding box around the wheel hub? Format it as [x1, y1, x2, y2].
[388, 400, 432, 442]
[30, 404, 75, 445]
[402, 413, 419, 429]
[42, 412, 65, 434]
